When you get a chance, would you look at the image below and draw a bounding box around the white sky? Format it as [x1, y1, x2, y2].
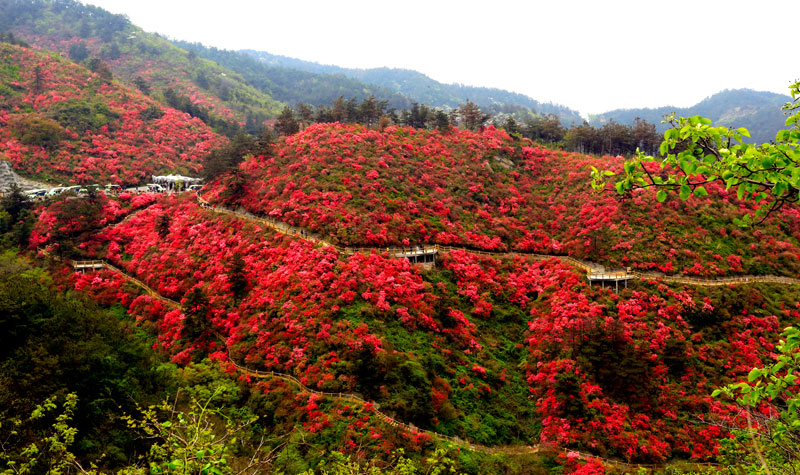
[81, 0, 797, 117]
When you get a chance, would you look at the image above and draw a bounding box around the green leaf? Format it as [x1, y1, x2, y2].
[693, 186, 708, 197]
[603, 170, 615, 177]
[736, 127, 751, 138]
[679, 185, 691, 200]
[748, 368, 762, 382]
[656, 190, 667, 202]
[624, 161, 634, 174]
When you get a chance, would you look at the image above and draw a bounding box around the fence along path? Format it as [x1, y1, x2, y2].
[67, 256, 723, 471]
[195, 194, 800, 288]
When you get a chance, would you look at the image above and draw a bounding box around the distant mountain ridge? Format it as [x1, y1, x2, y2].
[0, 0, 283, 134]
[241, 49, 584, 123]
[590, 88, 792, 144]
[172, 40, 413, 110]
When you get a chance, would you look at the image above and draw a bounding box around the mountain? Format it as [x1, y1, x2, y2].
[24, 122, 800, 468]
[172, 40, 413, 110]
[242, 49, 584, 123]
[591, 88, 792, 144]
[0, 42, 224, 185]
[0, 0, 283, 134]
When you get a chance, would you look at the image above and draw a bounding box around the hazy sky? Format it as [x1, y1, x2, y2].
[82, 0, 797, 117]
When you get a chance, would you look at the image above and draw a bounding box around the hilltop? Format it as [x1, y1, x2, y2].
[591, 88, 792, 144]
[0, 42, 225, 184]
[207, 122, 800, 278]
[0, 0, 283, 134]
[243, 49, 584, 122]
[173, 40, 413, 110]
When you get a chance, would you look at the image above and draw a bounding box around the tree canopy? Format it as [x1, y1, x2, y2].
[592, 80, 800, 226]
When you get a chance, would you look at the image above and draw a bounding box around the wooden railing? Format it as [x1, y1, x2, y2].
[70, 259, 180, 307]
[196, 194, 800, 289]
[66, 253, 722, 470]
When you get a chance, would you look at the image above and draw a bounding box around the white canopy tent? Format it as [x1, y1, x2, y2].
[151, 174, 203, 191]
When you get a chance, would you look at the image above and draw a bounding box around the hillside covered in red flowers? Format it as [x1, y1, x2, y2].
[208, 122, 800, 278]
[2, 0, 283, 131]
[0, 43, 225, 185]
[27, 186, 800, 465]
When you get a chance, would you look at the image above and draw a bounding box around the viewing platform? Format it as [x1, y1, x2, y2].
[587, 268, 635, 291]
[71, 260, 105, 271]
[391, 247, 438, 265]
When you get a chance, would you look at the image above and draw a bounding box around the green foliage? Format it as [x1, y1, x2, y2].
[226, 252, 248, 301]
[121, 388, 266, 475]
[68, 41, 89, 61]
[51, 97, 120, 132]
[593, 80, 800, 226]
[0, 392, 82, 474]
[9, 114, 66, 149]
[592, 87, 793, 145]
[274, 106, 300, 136]
[202, 134, 260, 181]
[712, 326, 800, 473]
[0, 252, 175, 470]
[0, 184, 33, 248]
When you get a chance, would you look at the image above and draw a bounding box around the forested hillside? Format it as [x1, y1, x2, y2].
[591, 88, 791, 144]
[243, 49, 584, 123]
[0, 42, 225, 185]
[0, 0, 283, 135]
[173, 40, 413, 109]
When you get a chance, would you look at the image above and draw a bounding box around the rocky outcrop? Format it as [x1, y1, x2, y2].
[0, 161, 50, 193]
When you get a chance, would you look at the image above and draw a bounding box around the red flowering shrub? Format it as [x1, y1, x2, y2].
[209, 122, 800, 277]
[0, 43, 225, 185]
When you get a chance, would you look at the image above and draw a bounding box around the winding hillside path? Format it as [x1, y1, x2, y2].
[67, 255, 722, 471]
[195, 194, 800, 288]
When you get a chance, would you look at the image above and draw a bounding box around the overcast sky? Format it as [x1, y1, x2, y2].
[81, 0, 797, 117]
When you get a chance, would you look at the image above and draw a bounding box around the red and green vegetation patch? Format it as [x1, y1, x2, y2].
[12, 23, 282, 127]
[31, 193, 800, 464]
[0, 43, 225, 184]
[208, 122, 800, 277]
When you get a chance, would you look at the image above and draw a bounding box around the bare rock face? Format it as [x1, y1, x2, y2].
[0, 161, 50, 193]
[492, 155, 516, 171]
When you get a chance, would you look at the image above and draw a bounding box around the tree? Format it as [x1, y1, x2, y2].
[713, 326, 800, 474]
[10, 114, 66, 150]
[68, 41, 89, 62]
[226, 252, 248, 301]
[433, 110, 451, 133]
[458, 100, 489, 131]
[525, 114, 566, 144]
[132, 76, 150, 95]
[156, 213, 171, 238]
[181, 287, 210, 341]
[202, 134, 256, 180]
[296, 103, 314, 128]
[592, 80, 800, 226]
[87, 58, 112, 83]
[274, 106, 299, 136]
[502, 116, 521, 138]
